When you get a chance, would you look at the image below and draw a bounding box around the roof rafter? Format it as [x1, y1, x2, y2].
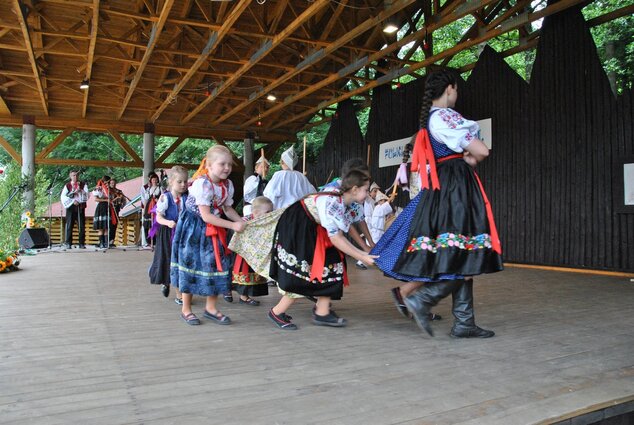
[150, 0, 252, 123]
[117, 0, 175, 119]
[81, 0, 99, 118]
[218, 0, 417, 129]
[269, 0, 586, 131]
[12, 0, 48, 115]
[182, 0, 331, 125]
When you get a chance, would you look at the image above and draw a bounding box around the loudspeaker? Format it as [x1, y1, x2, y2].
[18, 228, 49, 249]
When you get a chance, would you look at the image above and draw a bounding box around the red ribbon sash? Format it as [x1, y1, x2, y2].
[205, 224, 231, 271]
[410, 129, 440, 191]
[472, 172, 502, 255]
[309, 224, 349, 287]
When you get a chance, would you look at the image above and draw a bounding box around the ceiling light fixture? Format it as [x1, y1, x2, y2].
[266, 94, 276, 101]
[383, 22, 398, 34]
[79, 79, 90, 89]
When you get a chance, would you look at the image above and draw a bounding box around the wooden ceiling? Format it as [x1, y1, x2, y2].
[0, 0, 627, 142]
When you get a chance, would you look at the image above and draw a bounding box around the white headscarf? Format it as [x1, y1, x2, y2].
[256, 156, 270, 165]
[281, 147, 298, 170]
[374, 190, 389, 203]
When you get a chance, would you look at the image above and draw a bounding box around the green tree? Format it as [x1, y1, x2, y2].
[0, 163, 50, 250]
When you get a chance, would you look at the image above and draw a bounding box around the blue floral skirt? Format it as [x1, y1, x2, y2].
[371, 158, 503, 282]
[170, 210, 231, 296]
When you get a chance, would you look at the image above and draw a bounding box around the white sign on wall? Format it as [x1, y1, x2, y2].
[377, 118, 493, 168]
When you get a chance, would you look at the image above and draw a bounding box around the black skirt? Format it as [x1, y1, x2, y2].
[93, 202, 111, 230]
[149, 225, 172, 285]
[270, 202, 346, 300]
[373, 157, 503, 281]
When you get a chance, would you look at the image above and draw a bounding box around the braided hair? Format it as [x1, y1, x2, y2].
[419, 69, 458, 130]
[402, 68, 458, 163]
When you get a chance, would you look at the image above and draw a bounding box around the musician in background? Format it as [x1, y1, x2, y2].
[108, 178, 126, 247]
[60, 170, 89, 249]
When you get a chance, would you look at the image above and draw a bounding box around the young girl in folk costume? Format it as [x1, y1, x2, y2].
[170, 146, 246, 326]
[371, 69, 503, 338]
[264, 170, 377, 330]
[149, 166, 189, 303]
[92, 176, 118, 249]
[141, 172, 162, 247]
[230, 196, 273, 305]
[321, 158, 376, 271]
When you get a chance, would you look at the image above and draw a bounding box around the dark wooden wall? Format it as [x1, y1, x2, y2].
[308, 99, 365, 187]
[326, 5, 633, 272]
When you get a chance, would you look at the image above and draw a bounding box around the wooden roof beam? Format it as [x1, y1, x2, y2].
[149, 0, 252, 123]
[156, 135, 186, 163]
[100, 6, 369, 51]
[107, 129, 143, 165]
[0, 95, 11, 115]
[181, 0, 331, 125]
[269, 0, 586, 131]
[117, 0, 175, 119]
[36, 127, 74, 159]
[12, 0, 48, 115]
[0, 115, 292, 141]
[0, 135, 22, 163]
[81, 0, 99, 118]
[213, 0, 416, 128]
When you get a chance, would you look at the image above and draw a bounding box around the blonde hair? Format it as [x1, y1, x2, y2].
[206, 145, 232, 164]
[192, 145, 233, 180]
[168, 165, 188, 182]
[251, 196, 273, 214]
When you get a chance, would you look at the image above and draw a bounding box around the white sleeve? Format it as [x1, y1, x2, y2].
[315, 195, 349, 236]
[140, 187, 149, 204]
[190, 178, 213, 206]
[156, 193, 169, 214]
[60, 185, 69, 204]
[262, 173, 281, 208]
[372, 201, 393, 218]
[429, 108, 480, 152]
[243, 175, 259, 204]
[80, 183, 90, 202]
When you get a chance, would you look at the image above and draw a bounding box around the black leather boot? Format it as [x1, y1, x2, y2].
[404, 280, 460, 336]
[450, 279, 494, 338]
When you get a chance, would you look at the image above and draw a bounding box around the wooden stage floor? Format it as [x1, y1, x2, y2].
[1, 248, 633, 425]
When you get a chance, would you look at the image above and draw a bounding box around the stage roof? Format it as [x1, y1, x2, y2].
[0, 0, 629, 143]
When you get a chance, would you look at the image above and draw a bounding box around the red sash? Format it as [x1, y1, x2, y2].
[410, 129, 440, 190]
[232, 255, 249, 278]
[302, 199, 350, 287]
[205, 224, 231, 271]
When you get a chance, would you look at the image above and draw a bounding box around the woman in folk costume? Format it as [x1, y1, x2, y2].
[263, 146, 316, 210]
[92, 175, 118, 249]
[141, 172, 162, 246]
[243, 155, 270, 216]
[371, 69, 503, 338]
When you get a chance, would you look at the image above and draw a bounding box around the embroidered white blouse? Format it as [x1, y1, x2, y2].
[304, 194, 357, 236]
[188, 177, 234, 216]
[428, 107, 480, 152]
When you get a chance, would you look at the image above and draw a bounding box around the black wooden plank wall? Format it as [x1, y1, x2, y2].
[308, 99, 365, 187]
[360, 5, 633, 272]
